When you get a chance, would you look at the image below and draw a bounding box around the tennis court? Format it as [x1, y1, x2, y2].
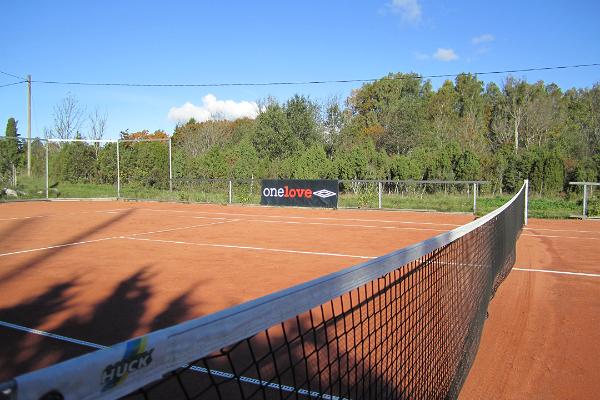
[0, 196, 598, 398]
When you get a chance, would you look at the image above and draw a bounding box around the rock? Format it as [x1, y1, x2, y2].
[5, 188, 18, 197]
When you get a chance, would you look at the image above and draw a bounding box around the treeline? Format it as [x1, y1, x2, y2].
[172, 73, 599, 195]
[3, 72, 599, 196]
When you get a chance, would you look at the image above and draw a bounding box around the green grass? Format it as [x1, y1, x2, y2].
[2, 178, 594, 219]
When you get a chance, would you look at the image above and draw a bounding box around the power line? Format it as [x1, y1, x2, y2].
[0, 69, 26, 81]
[1, 63, 599, 90]
[0, 81, 26, 88]
[26, 63, 600, 88]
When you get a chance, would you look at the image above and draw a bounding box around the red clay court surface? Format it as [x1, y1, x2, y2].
[0, 200, 598, 398]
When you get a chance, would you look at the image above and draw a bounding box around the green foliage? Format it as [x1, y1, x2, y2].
[286, 95, 320, 146]
[252, 104, 300, 160]
[279, 145, 333, 179]
[97, 143, 117, 184]
[389, 155, 422, 180]
[52, 142, 97, 183]
[1, 118, 22, 182]
[453, 150, 481, 181]
[226, 139, 263, 179]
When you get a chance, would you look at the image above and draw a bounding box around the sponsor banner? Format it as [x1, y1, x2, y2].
[261, 179, 338, 208]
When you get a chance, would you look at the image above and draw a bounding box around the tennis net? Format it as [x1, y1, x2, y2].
[1, 181, 528, 400]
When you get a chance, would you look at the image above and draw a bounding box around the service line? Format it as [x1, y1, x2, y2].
[513, 267, 600, 278]
[241, 218, 448, 233]
[121, 236, 377, 260]
[0, 237, 118, 258]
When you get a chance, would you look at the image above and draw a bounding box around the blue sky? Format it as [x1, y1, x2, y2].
[1, 0, 599, 140]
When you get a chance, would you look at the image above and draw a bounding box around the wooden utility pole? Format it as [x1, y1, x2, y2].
[27, 74, 32, 176]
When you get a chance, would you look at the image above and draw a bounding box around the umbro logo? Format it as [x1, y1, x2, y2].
[313, 189, 337, 199]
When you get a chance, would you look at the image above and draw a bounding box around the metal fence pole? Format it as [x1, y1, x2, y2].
[228, 180, 233, 204]
[378, 181, 382, 209]
[524, 179, 529, 225]
[45, 141, 49, 199]
[583, 184, 588, 219]
[473, 183, 477, 214]
[116, 140, 121, 198]
[168, 138, 173, 192]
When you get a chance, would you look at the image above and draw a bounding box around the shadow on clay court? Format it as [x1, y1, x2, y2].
[0, 265, 202, 381]
[0, 208, 136, 285]
[0, 217, 39, 253]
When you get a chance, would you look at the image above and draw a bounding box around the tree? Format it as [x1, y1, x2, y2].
[88, 108, 107, 158]
[454, 74, 487, 152]
[285, 95, 320, 147]
[119, 130, 169, 187]
[3, 118, 21, 168]
[252, 103, 300, 159]
[49, 93, 85, 140]
[347, 73, 428, 155]
[502, 77, 532, 154]
[427, 80, 459, 146]
[322, 96, 346, 153]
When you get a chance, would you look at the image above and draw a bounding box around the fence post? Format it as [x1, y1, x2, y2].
[378, 181, 382, 209]
[168, 138, 173, 192]
[473, 183, 477, 215]
[228, 180, 232, 204]
[583, 184, 588, 219]
[45, 141, 49, 199]
[524, 179, 529, 225]
[116, 140, 121, 198]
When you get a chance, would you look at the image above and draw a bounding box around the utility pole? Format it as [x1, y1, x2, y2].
[27, 74, 32, 176]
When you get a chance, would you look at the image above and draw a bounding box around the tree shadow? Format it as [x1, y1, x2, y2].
[0, 208, 136, 285]
[0, 279, 78, 380]
[0, 217, 39, 253]
[0, 266, 202, 382]
[149, 286, 199, 333]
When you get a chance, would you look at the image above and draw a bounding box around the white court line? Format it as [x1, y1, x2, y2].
[522, 233, 600, 241]
[143, 208, 463, 227]
[0, 321, 346, 399]
[524, 227, 600, 235]
[0, 219, 235, 258]
[242, 218, 447, 233]
[513, 267, 600, 278]
[122, 236, 377, 260]
[0, 320, 106, 349]
[0, 215, 47, 222]
[0, 237, 117, 258]
[0, 208, 132, 222]
[129, 219, 238, 237]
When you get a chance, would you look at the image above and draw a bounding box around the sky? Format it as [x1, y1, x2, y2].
[1, 0, 599, 140]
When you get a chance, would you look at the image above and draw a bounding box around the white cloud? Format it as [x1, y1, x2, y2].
[168, 94, 259, 123]
[472, 34, 495, 45]
[389, 0, 422, 23]
[433, 48, 459, 61]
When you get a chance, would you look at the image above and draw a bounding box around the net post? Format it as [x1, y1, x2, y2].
[116, 140, 121, 198]
[473, 183, 477, 214]
[583, 184, 588, 219]
[228, 180, 232, 204]
[524, 179, 529, 225]
[45, 140, 49, 199]
[168, 138, 173, 192]
[378, 181, 382, 209]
